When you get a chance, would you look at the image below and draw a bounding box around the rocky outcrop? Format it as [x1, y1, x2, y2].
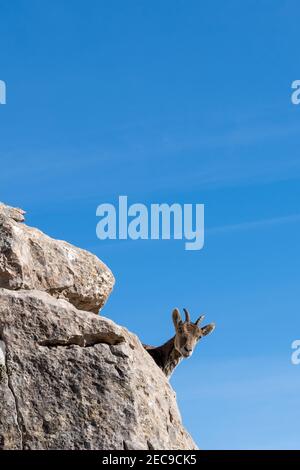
[0, 204, 114, 313]
[0, 203, 197, 450]
[0, 203, 25, 223]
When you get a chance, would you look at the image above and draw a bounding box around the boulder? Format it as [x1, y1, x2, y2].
[0, 204, 114, 313]
[0, 202, 25, 223]
[0, 289, 197, 450]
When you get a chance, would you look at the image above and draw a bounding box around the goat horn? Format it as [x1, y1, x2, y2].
[183, 308, 191, 322]
[195, 314, 205, 325]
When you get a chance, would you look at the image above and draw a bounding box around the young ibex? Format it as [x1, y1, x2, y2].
[143, 308, 215, 378]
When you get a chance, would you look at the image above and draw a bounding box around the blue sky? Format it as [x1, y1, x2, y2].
[1, 0, 300, 449]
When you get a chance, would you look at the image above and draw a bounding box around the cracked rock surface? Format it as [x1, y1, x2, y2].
[0, 339, 22, 449]
[0, 203, 114, 313]
[0, 289, 196, 450]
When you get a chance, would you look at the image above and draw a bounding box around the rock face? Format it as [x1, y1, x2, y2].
[0, 205, 114, 313]
[0, 202, 25, 223]
[0, 289, 196, 450]
[0, 203, 197, 450]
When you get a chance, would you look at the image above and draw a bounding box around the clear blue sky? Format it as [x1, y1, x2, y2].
[1, 0, 300, 450]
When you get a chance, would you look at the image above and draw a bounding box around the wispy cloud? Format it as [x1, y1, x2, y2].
[207, 214, 300, 235]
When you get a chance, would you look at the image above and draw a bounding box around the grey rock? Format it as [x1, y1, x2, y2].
[0, 202, 25, 222]
[0, 289, 197, 450]
[0, 340, 22, 449]
[0, 204, 114, 313]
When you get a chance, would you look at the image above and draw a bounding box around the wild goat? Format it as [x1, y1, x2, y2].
[143, 308, 215, 378]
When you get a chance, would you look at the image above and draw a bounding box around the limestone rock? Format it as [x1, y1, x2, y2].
[0, 204, 114, 313]
[0, 289, 197, 450]
[0, 202, 25, 222]
[0, 340, 22, 449]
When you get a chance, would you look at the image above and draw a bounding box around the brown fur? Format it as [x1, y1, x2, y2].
[143, 308, 215, 378]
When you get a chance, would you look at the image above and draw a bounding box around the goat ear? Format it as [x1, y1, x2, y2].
[201, 323, 215, 337]
[172, 308, 182, 328]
